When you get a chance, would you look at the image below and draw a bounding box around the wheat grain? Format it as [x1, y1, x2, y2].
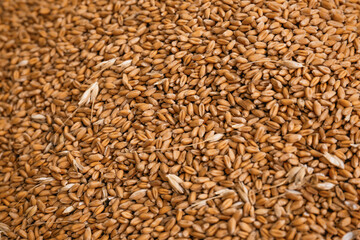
[0, 223, 10, 236]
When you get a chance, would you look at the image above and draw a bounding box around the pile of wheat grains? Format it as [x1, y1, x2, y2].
[0, 0, 360, 239]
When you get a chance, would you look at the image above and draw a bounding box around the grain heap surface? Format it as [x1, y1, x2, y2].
[1, 0, 360, 239]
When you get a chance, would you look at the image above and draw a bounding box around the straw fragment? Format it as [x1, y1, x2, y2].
[205, 133, 224, 142]
[315, 182, 335, 190]
[278, 60, 304, 69]
[117, 59, 132, 68]
[166, 174, 185, 194]
[323, 152, 345, 169]
[79, 82, 99, 107]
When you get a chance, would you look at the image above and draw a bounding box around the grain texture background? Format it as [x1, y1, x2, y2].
[0, 0, 360, 239]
